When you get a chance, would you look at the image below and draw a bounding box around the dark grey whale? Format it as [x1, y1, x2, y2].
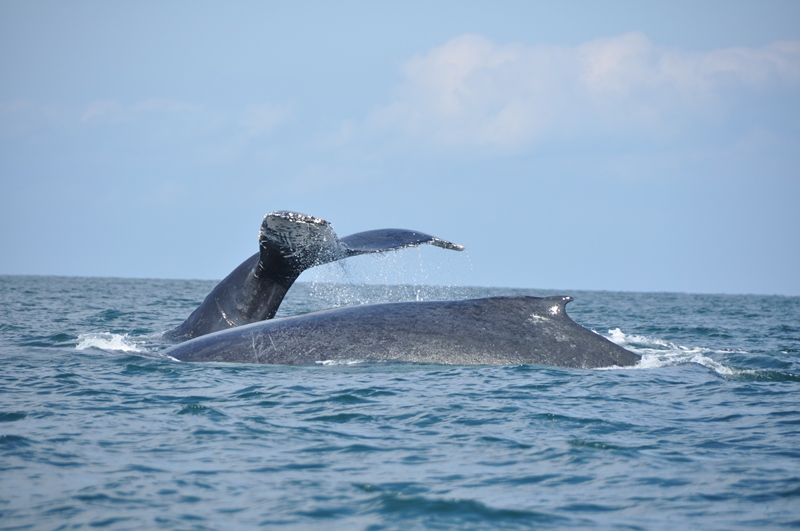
[164, 295, 640, 368]
[165, 211, 464, 340]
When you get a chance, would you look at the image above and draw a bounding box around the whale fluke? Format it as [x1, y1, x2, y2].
[341, 229, 465, 254]
[164, 211, 463, 340]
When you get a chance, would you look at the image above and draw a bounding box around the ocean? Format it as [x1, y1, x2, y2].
[1, 273, 799, 529]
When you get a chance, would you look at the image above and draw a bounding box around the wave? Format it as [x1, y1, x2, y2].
[604, 327, 757, 376]
[75, 333, 148, 353]
[315, 359, 368, 366]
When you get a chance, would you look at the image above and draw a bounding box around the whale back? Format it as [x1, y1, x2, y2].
[166, 296, 640, 369]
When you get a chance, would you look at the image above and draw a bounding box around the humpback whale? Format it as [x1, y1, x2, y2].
[163, 210, 640, 369]
[165, 211, 464, 340]
[164, 295, 640, 368]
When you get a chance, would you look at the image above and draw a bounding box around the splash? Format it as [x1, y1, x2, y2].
[315, 359, 367, 366]
[299, 247, 475, 310]
[76, 333, 147, 353]
[604, 328, 741, 375]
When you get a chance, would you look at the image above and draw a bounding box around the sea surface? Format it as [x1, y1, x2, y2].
[1, 272, 799, 530]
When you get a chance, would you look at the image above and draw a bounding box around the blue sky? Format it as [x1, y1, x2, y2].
[1, 1, 799, 295]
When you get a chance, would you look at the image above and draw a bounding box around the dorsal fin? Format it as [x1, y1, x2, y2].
[547, 295, 574, 315]
[526, 296, 575, 321]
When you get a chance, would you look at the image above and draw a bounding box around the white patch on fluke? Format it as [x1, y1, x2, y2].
[260, 211, 338, 261]
[548, 305, 560, 316]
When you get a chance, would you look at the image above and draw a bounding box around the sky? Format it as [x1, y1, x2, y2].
[1, 1, 799, 295]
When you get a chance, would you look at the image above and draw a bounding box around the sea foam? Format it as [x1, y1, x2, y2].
[605, 327, 740, 375]
[76, 333, 147, 353]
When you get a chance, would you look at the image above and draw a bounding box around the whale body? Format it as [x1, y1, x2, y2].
[164, 295, 640, 369]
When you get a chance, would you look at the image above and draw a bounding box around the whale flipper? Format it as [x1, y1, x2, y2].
[164, 211, 463, 341]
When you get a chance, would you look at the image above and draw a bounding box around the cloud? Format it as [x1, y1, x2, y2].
[79, 100, 293, 154]
[238, 104, 292, 136]
[2, 97, 290, 141]
[0, 100, 70, 137]
[80, 99, 125, 122]
[1, 97, 293, 164]
[78, 98, 207, 128]
[367, 33, 800, 152]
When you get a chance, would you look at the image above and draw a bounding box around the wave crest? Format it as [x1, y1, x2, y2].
[76, 333, 147, 353]
[605, 327, 741, 375]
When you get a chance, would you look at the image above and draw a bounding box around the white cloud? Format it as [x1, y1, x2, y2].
[80, 98, 207, 126]
[0, 96, 293, 166]
[8, 98, 291, 160]
[72, 98, 290, 142]
[367, 33, 800, 152]
[238, 104, 291, 136]
[81, 99, 125, 122]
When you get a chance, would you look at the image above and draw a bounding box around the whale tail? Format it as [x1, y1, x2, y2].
[257, 211, 464, 282]
[255, 211, 345, 284]
[165, 211, 464, 341]
[341, 229, 464, 255]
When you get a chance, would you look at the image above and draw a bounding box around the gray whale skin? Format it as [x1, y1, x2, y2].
[165, 295, 639, 368]
[163, 211, 640, 369]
